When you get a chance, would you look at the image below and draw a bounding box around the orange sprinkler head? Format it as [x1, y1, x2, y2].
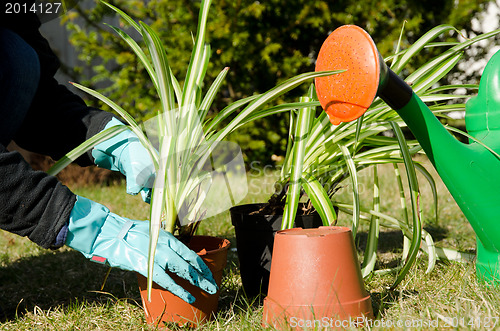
[315, 25, 385, 125]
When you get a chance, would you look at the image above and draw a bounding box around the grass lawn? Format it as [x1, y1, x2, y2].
[1, 160, 499, 330]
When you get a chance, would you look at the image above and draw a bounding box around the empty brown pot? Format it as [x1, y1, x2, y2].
[137, 235, 230, 328]
[263, 226, 373, 330]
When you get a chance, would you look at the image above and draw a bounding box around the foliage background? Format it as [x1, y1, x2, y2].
[62, 0, 494, 163]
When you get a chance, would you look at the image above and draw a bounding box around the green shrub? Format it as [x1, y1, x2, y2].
[62, 0, 490, 162]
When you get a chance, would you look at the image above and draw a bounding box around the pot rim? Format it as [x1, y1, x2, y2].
[276, 226, 351, 237]
[188, 235, 231, 256]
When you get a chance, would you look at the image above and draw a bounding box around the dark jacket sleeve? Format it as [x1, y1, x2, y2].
[0, 5, 115, 247]
[0, 143, 76, 248]
[2, 5, 115, 165]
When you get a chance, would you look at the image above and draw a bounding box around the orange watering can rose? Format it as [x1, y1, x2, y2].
[315, 24, 500, 284]
[315, 25, 382, 125]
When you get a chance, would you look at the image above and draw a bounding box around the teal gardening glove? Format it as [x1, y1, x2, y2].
[65, 196, 217, 303]
[92, 118, 155, 202]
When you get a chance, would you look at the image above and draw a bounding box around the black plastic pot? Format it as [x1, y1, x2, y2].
[230, 203, 322, 298]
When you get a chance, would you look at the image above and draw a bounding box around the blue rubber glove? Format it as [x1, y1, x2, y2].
[65, 196, 217, 303]
[92, 118, 155, 203]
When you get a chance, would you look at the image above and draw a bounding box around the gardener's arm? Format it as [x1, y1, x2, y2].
[6, 11, 155, 199]
[5, 11, 114, 166]
[0, 145, 216, 303]
[0, 143, 75, 248]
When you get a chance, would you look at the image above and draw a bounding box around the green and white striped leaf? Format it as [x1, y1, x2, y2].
[389, 121, 422, 289]
[70, 82, 158, 169]
[47, 125, 128, 176]
[282, 89, 315, 230]
[339, 144, 360, 238]
[361, 165, 380, 278]
[302, 173, 337, 226]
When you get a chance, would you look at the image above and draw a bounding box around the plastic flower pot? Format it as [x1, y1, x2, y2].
[263, 226, 373, 330]
[136, 235, 230, 328]
[230, 203, 323, 298]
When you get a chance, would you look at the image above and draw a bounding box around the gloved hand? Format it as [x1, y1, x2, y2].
[65, 196, 217, 303]
[92, 118, 155, 203]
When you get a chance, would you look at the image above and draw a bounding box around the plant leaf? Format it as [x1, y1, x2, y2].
[338, 144, 360, 238]
[214, 70, 344, 141]
[101, 1, 141, 32]
[140, 22, 176, 125]
[181, 0, 212, 107]
[389, 121, 422, 289]
[302, 173, 337, 226]
[282, 93, 314, 230]
[47, 125, 128, 176]
[70, 82, 158, 168]
[199, 67, 229, 120]
[104, 23, 158, 90]
[361, 165, 380, 278]
[391, 24, 457, 73]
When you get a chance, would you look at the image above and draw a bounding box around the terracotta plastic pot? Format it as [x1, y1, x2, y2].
[263, 227, 373, 330]
[137, 235, 230, 328]
[230, 203, 322, 297]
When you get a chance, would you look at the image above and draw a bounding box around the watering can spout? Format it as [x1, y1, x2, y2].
[315, 25, 500, 283]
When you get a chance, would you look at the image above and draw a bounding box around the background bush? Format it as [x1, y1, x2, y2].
[62, 0, 493, 163]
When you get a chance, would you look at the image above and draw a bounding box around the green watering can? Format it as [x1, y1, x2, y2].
[315, 25, 500, 283]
